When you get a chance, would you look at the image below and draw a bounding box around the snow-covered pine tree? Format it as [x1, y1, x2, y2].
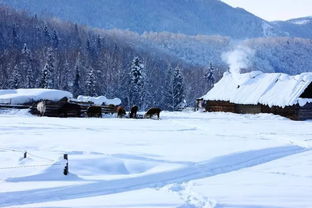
[43, 25, 51, 45]
[52, 30, 59, 48]
[143, 74, 154, 110]
[119, 69, 131, 109]
[40, 47, 55, 89]
[9, 65, 22, 89]
[129, 57, 145, 109]
[204, 63, 215, 89]
[163, 65, 186, 111]
[21, 43, 33, 88]
[86, 65, 97, 96]
[172, 66, 186, 110]
[62, 60, 71, 91]
[12, 24, 19, 48]
[72, 67, 81, 98]
[166, 66, 186, 111]
[163, 64, 174, 110]
[72, 53, 83, 97]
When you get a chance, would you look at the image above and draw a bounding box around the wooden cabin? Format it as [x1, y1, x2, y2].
[199, 71, 312, 120]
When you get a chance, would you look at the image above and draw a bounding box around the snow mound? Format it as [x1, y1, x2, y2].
[0, 89, 72, 105]
[7, 159, 81, 182]
[77, 95, 121, 106]
[69, 155, 159, 176]
[6, 154, 161, 182]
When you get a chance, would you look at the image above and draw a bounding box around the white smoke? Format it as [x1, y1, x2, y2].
[222, 45, 255, 85]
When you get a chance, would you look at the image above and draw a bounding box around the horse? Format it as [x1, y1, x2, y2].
[129, 105, 139, 118]
[87, 106, 102, 118]
[58, 103, 81, 117]
[144, 108, 162, 119]
[116, 106, 126, 118]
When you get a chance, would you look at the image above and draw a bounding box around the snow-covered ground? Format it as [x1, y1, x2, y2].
[0, 110, 311, 208]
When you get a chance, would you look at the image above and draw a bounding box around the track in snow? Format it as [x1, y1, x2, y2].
[0, 145, 307, 207]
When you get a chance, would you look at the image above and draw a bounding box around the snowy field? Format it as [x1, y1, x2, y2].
[0, 110, 311, 208]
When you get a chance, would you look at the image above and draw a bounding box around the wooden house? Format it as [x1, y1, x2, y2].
[199, 71, 312, 120]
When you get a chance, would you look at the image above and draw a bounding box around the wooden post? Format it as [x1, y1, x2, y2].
[63, 162, 69, 175]
[24, 152, 27, 159]
[63, 154, 68, 175]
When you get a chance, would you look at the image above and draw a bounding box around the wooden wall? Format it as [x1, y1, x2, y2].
[206, 101, 235, 113]
[298, 103, 312, 120]
[261, 104, 300, 120]
[204, 100, 312, 120]
[236, 104, 262, 114]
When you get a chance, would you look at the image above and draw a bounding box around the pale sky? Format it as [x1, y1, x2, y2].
[221, 0, 312, 21]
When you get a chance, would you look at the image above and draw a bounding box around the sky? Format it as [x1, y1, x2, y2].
[221, 0, 312, 21]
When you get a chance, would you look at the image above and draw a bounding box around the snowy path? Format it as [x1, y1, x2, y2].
[0, 145, 306, 207]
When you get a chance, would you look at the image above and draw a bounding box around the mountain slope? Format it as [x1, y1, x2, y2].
[272, 17, 312, 39]
[0, 0, 282, 39]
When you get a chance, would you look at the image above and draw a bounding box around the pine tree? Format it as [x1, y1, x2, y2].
[12, 24, 19, 48]
[72, 67, 81, 98]
[9, 65, 22, 89]
[129, 57, 145, 109]
[40, 47, 55, 89]
[72, 54, 83, 97]
[143, 76, 154, 110]
[163, 64, 174, 110]
[172, 67, 185, 111]
[119, 69, 131, 109]
[52, 30, 59, 48]
[164, 66, 185, 111]
[86, 65, 97, 96]
[21, 43, 33, 88]
[43, 25, 51, 45]
[62, 60, 71, 91]
[204, 63, 215, 88]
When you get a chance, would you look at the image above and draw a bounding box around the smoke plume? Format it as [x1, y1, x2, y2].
[222, 45, 255, 85]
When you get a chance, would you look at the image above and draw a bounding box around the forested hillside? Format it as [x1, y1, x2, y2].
[0, 7, 218, 110]
[103, 31, 312, 75]
[0, 0, 282, 39]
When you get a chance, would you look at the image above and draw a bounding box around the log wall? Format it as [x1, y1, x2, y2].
[206, 101, 235, 113]
[205, 100, 312, 120]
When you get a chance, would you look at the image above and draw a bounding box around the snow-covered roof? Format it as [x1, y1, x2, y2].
[76, 95, 121, 106]
[0, 89, 72, 105]
[202, 71, 312, 107]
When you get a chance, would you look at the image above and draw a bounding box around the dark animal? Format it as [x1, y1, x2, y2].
[116, 106, 126, 118]
[87, 106, 102, 118]
[144, 108, 162, 119]
[58, 103, 81, 117]
[129, 105, 139, 118]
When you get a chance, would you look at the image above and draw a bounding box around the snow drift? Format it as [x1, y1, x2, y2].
[0, 89, 72, 105]
[77, 95, 121, 106]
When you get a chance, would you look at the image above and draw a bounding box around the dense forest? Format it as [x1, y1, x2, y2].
[0, 7, 219, 110]
[2, 5, 311, 111]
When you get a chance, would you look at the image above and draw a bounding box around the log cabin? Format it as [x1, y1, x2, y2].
[199, 71, 312, 120]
